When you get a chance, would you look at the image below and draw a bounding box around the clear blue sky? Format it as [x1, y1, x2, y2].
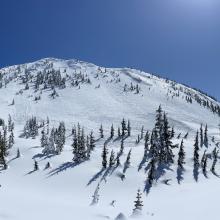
[0, 0, 219, 99]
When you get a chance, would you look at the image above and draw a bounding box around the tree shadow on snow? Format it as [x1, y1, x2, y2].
[100, 167, 113, 184]
[155, 163, 173, 182]
[138, 154, 148, 172]
[7, 156, 19, 164]
[32, 153, 56, 161]
[211, 170, 220, 178]
[25, 169, 38, 175]
[87, 168, 105, 186]
[47, 161, 81, 177]
[104, 137, 112, 146]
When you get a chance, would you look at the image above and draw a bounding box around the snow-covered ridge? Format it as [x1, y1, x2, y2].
[0, 57, 219, 112]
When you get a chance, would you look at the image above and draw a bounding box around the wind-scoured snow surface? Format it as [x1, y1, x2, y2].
[0, 58, 220, 220]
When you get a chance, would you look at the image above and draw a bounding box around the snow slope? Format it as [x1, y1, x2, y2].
[0, 58, 220, 220]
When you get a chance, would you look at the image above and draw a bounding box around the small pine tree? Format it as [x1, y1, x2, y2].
[118, 127, 121, 137]
[171, 127, 175, 138]
[102, 144, 108, 169]
[89, 131, 96, 151]
[120, 138, 124, 154]
[183, 132, 189, 139]
[140, 126, 144, 139]
[127, 120, 131, 136]
[16, 148, 21, 158]
[133, 189, 143, 215]
[136, 134, 140, 144]
[211, 148, 218, 174]
[45, 162, 51, 169]
[201, 150, 207, 167]
[202, 154, 208, 175]
[8, 131, 14, 149]
[99, 124, 104, 138]
[193, 131, 200, 167]
[200, 124, 204, 148]
[109, 150, 115, 167]
[34, 160, 39, 171]
[110, 124, 114, 138]
[125, 149, 132, 167]
[42, 129, 55, 155]
[204, 124, 208, 148]
[91, 184, 100, 206]
[144, 131, 150, 156]
[121, 118, 127, 137]
[177, 140, 185, 169]
[116, 153, 121, 167]
[0, 132, 8, 169]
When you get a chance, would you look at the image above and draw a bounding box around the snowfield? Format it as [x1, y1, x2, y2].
[0, 58, 220, 220]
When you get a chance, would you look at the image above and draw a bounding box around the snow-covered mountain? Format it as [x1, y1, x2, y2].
[0, 58, 220, 220]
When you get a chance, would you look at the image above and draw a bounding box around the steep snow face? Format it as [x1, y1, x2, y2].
[0, 58, 219, 131]
[0, 58, 220, 220]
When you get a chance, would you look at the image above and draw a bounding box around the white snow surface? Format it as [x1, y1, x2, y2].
[0, 58, 220, 220]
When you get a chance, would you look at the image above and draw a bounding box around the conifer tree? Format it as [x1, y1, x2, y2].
[91, 184, 100, 206]
[211, 147, 218, 174]
[102, 144, 108, 169]
[147, 158, 156, 185]
[204, 124, 208, 148]
[201, 150, 207, 168]
[183, 132, 189, 139]
[193, 131, 200, 167]
[45, 162, 51, 169]
[8, 131, 14, 149]
[127, 120, 131, 137]
[202, 154, 208, 175]
[72, 129, 78, 162]
[77, 127, 87, 161]
[43, 128, 55, 155]
[155, 105, 163, 135]
[16, 148, 21, 158]
[124, 149, 132, 168]
[133, 189, 143, 215]
[171, 127, 175, 138]
[8, 114, 14, 132]
[116, 153, 121, 167]
[162, 113, 174, 164]
[0, 131, 8, 169]
[120, 137, 124, 154]
[46, 117, 50, 135]
[140, 126, 144, 139]
[121, 118, 127, 137]
[89, 131, 96, 151]
[55, 122, 66, 154]
[118, 127, 121, 137]
[41, 130, 48, 148]
[109, 150, 115, 167]
[177, 140, 185, 169]
[86, 136, 91, 160]
[136, 134, 140, 144]
[99, 124, 104, 138]
[200, 124, 204, 148]
[34, 160, 39, 171]
[110, 124, 114, 138]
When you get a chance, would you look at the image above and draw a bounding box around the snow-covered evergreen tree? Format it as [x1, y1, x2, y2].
[102, 144, 108, 169]
[132, 189, 143, 216]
